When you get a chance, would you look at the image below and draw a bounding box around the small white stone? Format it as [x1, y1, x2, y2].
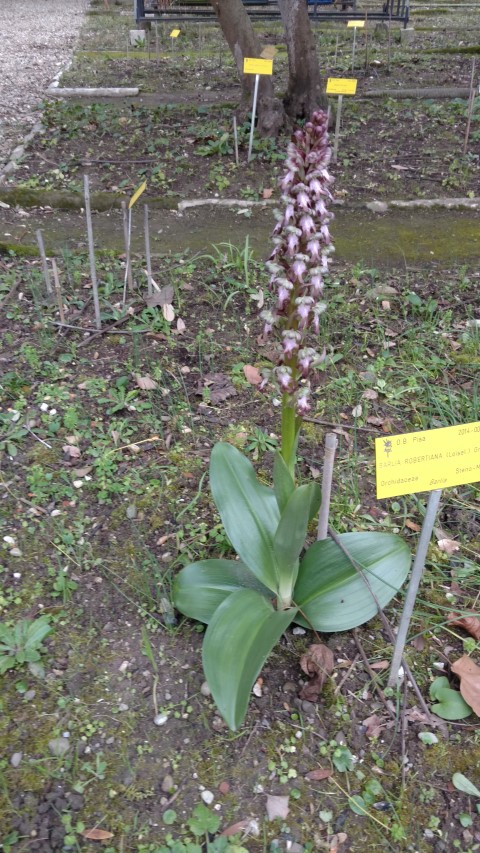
[10, 548, 22, 557]
[154, 713, 169, 726]
[73, 480, 84, 488]
[292, 627, 306, 635]
[201, 790, 214, 805]
[3, 536, 16, 545]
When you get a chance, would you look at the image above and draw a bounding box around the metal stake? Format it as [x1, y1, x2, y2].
[388, 489, 443, 687]
[247, 74, 260, 163]
[83, 175, 102, 331]
[333, 94, 343, 163]
[233, 116, 239, 166]
[35, 229, 52, 299]
[317, 433, 339, 540]
[144, 203, 153, 298]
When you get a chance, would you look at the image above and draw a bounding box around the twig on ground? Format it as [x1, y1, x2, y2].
[304, 415, 379, 433]
[334, 652, 360, 696]
[353, 630, 396, 719]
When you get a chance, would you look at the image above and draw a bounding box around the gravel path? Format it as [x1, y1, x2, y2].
[0, 0, 88, 166]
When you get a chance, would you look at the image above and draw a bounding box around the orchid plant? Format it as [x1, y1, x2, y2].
[173, 112, 410, 731]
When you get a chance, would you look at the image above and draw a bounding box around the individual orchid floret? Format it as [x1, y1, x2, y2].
[295, 386, 311, 415]
[282, 330, 302, 356]
[292, 259, 307, 281]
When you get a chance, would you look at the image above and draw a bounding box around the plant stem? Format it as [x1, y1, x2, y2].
[281, 396, 299, 478]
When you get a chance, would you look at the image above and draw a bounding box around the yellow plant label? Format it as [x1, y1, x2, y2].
[261, 45, 278, 60]
[170, 28, 180, 38]
[326, 77, 357, 95]
[243, 57, 273, 76]
[375, 421, 480, 499]
[128, 180, 147, 209]
[347, 19, 365, 26]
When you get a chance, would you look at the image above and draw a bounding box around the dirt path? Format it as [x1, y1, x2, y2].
[0, 0, 88, 166]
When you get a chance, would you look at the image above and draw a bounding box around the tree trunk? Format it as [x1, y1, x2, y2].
[210, 0, 284, 137]
[278, 0, 328, 118]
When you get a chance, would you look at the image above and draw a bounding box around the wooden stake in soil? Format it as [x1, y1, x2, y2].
[144, 203, 153, 299]
[364, 13, 369, 72]
[83, 174, 102, 331]
[51, 258, 66, 325]
[35, 229, 52, 299]
[317, 432, 338, 540]
[388, 488, 443, 687]
[463, 57, 477, 154]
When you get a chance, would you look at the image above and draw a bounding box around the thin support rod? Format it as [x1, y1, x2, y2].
[247, 74, 260, 164]
[388, 489, 442, 687]
[144, 204, 153, 298]
[83, 174, 102, 331]
[333, 94, 343, 163]
[317, 433, 338, 540]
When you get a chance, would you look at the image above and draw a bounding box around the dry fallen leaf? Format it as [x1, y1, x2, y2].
[362, 713, 384, 738]
[136, 375, 158, 391]
[145, 284, 174, 308]
[451, 655, 480, 716]
[243, 364, 262, 386]
[299, 643, 335, 701]
[162, 303, 175, 323]
[62, 444, 81, 458]
[329, 832, 348, 853]
[305, 767, 332, 781]
[262, 187, 273, 199]
[266, 793, 290, 821]
[176, 318, 186, 333]
[197, 373, 237, 406]
[220, 818, 260, 837]
[80, 828, 114, 841]
[362, 388, 378, 401]
[447, 613, 480, 642]
[405, 519, 422, 532]
[370, 660, 389, 671]
[437, 538, 460, 555]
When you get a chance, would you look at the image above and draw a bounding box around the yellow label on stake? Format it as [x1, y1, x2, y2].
[260, 45, 278, 60]
[170, 28, 180, 38]
[375, 421, 480, 499]
[326, 77, 358, 95]
[347, 19, 365, 26]
[243, 57, 273, 75]
[128, 180, 147, 209]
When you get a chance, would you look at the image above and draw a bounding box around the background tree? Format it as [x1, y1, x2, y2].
[210, 0, 327, 134]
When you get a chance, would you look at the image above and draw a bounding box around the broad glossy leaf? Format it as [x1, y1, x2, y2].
[294, 532, 410, 632]
[273, 451, 295, 513]
[203, 588, 296, 730]
[210, 443, 280, 592]
[173, 559, 271, 624]
[274, 483, 321, 597]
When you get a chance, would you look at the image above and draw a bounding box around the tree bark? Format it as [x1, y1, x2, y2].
[278, 0, 327, 118]
[210, 0, 284, 136]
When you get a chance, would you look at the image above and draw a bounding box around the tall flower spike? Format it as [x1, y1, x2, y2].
[260, 110, 334, 417]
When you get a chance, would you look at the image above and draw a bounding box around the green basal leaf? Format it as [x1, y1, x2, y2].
[273, 482, 321, 601]
[203, 588, 296, 730]
[172, 559, 271, 624]
[431, 688, 472, 721]
[294, 532, 410, 632]
[273, 451, 295, 513]
[209, 443, 281, 592]
[452, 773, 480, 798]
[429, 676, 450, 700]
